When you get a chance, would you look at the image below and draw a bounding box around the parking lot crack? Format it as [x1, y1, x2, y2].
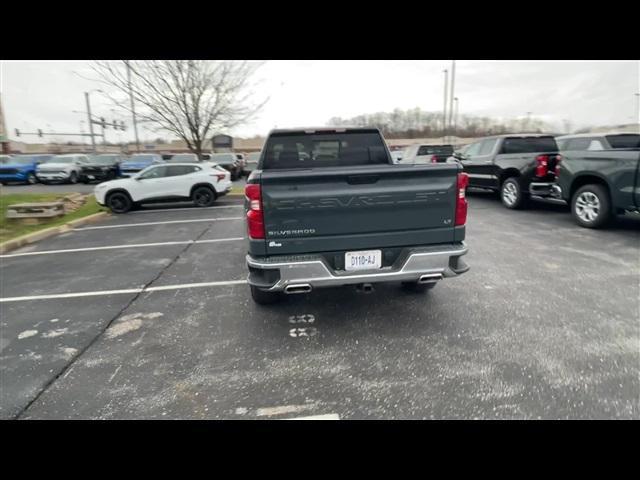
[13, 223, 217, 420]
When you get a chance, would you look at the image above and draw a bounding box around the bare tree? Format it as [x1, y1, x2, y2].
[91, 61, 267, 158]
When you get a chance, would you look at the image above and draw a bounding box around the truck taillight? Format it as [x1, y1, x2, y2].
[455, 172, 469, 226]
[554, 154, 562, 176]
[245, 183, 265, 239]
[535, 154, 549, 177]
[431, 155, 438, 163]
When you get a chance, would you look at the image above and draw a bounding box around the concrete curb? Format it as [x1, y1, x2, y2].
[0, 211, 109, 254]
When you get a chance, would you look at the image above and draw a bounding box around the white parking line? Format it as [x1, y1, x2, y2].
[73, 217, 243, 231]
[129, 205, 244, 214]
[1, 237, 245, 258]
[284, 414, 340, 420]
[0, 279, 248, 303]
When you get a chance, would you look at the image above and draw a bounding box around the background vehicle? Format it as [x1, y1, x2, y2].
[555, 133, 640, 151]
[390, 150, 404, 164]
[244, 151, 261, 174]
[80, 154, 122, 183]
[162, 154, 174, 161]
[95, 162, 232, 213]
[236, 153, 247, 176]
[119, 153, 164, 177]
[36, 154, 88, 184]
[210, 152, 242, 180]
[553, 147, 640, 228]
[0, 154, 54, 185]
[402, 144, 454, 163]
[452, 134, 560, 209]
[244, 127, 469, 305]
[167, 153, 199, 163]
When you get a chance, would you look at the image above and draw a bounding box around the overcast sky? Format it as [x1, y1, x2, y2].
[1, 60, 638, 143]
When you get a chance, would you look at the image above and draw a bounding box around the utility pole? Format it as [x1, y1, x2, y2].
[85, 92, 96, 153]
[448, 60, 456, 134]
[126, 61, 141, 153]
[442, 69, 448, 142]
[453, 97, 459, 143]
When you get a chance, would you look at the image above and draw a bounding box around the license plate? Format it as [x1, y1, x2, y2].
[345, 250, 382, 271]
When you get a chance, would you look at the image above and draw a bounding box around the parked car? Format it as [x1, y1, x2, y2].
[451, 134, 560, 209]
[0, 154, 54, 185]
[167, 153, 200, 163]
[245, 151, 261, 173]
[402, 144, 454, 163]
[119, 153, 164, 177]
[94, 162, 232, 214]
[531, 139, 640, 228]
[200, 153, 212, 161]
[210, 153, 242, 180]
[390, 150, 404, 164]
[35, 154, 89, 184]
[235, 153, 248, 176]
[162, 154, 174, 161]
[80, 154, 122, 184]
[243, 127, 470, 304]
[555, 133, 640, 151]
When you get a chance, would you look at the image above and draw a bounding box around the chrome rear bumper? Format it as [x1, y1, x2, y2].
[247, 242, 469, 293]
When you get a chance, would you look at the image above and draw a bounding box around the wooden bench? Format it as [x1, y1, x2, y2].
[6, 202, 66, 221]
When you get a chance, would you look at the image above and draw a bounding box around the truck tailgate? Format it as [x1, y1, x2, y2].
[260, 164, 461, 255]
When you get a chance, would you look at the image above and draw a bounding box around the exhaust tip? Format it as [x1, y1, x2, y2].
[284, 284, 312, 294]
[418, 274, 443, 284]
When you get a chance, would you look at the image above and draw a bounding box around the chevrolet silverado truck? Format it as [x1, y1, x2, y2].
[552, 147, 639, 228]
[243, 127, 470, 305]
[452, 134, 561, 209]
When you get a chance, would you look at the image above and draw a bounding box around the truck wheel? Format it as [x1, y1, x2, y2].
[106, 192, 132, 214]
[571, 184, 611, 229]
[401, 281, 436, 292]
[192, 186, 216, 207]
[250, 285, 281, 305]
[500, 177, 528, 209]
[25, 173, 38, 185]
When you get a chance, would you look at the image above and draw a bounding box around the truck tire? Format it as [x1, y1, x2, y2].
[106, 191, 132, 214]
[401, 281, 436, 292]
[25, 172, 38, 185]
[500, 177, 529, 209]
[250, 285, 281, 305]
[571, 184, 612, 229]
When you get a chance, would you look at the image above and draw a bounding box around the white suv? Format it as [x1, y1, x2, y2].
[94, 162, 232, 213]
[36, 154, 89, 184]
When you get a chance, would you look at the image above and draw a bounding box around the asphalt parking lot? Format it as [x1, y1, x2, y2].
[1, 190, 639, 419]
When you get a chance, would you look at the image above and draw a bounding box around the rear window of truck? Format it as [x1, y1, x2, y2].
[262, 131, 390, 170]
[417, 145, 453, 156]
[605, 134, 640, 149]
[500, 137, 558, 154]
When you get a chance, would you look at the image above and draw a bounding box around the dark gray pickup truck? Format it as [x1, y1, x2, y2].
[244, 127, 470, 304]
[530, 133, 640, 228]
[452, 134, 561, 209]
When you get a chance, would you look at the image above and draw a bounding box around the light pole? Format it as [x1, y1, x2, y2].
[442, 69, 448, 142]
[448, 60, 456, 132]
[453, 97, 459, 142]
[125, 61, 141, 153]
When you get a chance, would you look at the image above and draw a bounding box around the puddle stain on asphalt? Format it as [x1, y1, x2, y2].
[42, 328, 69, 338]
[105, 312, 164, 339]
[17, 330, 38, 340]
